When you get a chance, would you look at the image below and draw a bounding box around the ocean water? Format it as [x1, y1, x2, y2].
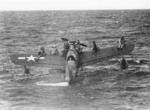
[0, 10, 150, 110]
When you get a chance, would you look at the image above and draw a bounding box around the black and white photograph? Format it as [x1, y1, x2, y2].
[0, 0, 150, 110]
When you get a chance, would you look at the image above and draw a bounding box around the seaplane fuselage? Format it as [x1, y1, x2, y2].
[65, 42, 79, 83]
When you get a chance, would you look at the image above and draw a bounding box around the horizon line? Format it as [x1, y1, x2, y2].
[0, 8, 150, 12]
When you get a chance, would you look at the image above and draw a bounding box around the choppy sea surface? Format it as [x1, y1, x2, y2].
[0, 10, 150, 110]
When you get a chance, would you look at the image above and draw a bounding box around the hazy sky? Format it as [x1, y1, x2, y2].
[0, 0, 149, 11]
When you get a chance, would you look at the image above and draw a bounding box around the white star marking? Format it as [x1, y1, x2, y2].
[26, 55, 37, 61]
[18, 57, 26, 60]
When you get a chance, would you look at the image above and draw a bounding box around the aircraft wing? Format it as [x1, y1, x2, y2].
[10, 54, 65, 69]
[79, 43, 135, 67]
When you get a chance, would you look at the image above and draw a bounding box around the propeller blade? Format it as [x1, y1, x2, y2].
[61, 38, 87, 47]
[77, 40, 80, 44]
[80, 43, 88, 47]
[61, 38, 69, 41]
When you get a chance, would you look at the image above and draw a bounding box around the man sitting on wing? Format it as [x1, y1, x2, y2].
[50, 45, 59, 55]
[75, 40, 83, 53]
[92, 41, 98, 52]
[38, 47, 46, 57]
[118, 36, 127, 50]
[36, 47, 46, 61]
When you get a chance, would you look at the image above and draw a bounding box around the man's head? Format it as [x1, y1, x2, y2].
[40, 47, 44, 50]
[121, 36, 124, 40]
[93, 41, 96, 44]
[52, 45, 57, 48]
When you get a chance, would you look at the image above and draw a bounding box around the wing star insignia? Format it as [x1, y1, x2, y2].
[26, 55, 37, 61]
[18, 56, 45, 61]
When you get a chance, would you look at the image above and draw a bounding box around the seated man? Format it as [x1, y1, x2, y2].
[50, 45, 59, 55]
[38, 47, 46, 57]
[92, 41, 98, 52]
[36, 47, 46, 61]
[75, 40, 82, 53]
[118, 36, 127, 50]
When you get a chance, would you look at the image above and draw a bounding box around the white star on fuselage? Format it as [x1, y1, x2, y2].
[26, 55, 37, 61]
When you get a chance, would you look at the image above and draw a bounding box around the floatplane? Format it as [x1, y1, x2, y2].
[10, 38, 135, 84]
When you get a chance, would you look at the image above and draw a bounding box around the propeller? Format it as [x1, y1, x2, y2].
[80, 43, 88, 47]
[61, 38, 88, 47]
[61, 38, 69, 41]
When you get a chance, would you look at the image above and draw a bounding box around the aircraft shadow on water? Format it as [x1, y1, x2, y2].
[10, 38, 135, 84]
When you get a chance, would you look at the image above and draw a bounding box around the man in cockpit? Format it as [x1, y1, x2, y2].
[76, 40, 83, 53]
[62, 41, 69, 58]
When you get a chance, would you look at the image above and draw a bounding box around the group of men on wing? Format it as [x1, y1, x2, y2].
[24, 36, 127, 74]
[37, 45, 59, 58]
[37, 36, 127, 58]
[36, 41, 82, 59]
